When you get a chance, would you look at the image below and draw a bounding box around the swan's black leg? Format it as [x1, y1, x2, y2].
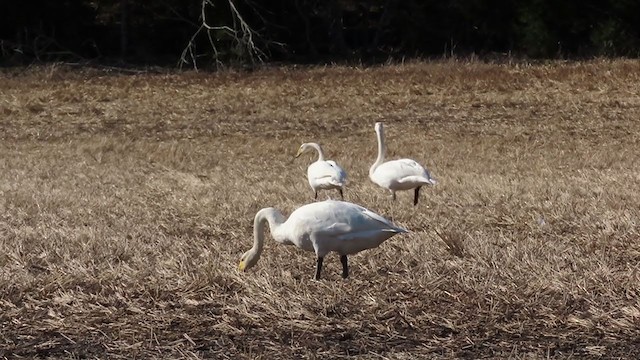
[414, 186, 421, 206]
[338, 188, 344, 200]
[314, 256, 324, 280]
[340, 255, 349, 279]
[314, 191, 318, 200]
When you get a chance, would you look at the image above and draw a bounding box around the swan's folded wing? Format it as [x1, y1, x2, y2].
[320, 221, 389, 243]
[396, 159, 425, 172]
[361, 209, 407, 233]
[393, 159, 435, 184]
[313, 175, 344, 187]
[311, 161, 346, 186]
[312, 222, 354, 241]
[323, 222, 352, 234]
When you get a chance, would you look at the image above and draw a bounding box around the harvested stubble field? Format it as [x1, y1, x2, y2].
[1, 60, 640, 359]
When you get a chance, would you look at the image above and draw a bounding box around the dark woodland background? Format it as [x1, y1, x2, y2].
[1, 0, 640, 68]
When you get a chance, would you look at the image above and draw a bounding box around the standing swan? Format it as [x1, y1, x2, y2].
[369, 122, 437, 205]
[238, 200, 407, 280]
[294, 142, 347, 200]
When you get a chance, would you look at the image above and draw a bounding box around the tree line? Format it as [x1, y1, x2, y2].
[1, 0, 639, 68]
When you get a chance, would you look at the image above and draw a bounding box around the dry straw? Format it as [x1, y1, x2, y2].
[1, 60, 640, 358]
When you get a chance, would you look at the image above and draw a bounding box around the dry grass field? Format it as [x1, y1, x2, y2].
[1, 60, 640, 359]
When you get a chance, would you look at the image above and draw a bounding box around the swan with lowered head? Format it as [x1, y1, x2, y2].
[369, 122, 436, 205]
[238, 200, 407, 280]
[295, 142, 347, 200]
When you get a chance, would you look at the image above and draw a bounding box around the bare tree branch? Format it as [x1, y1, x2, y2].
[179, 0, 265, 69]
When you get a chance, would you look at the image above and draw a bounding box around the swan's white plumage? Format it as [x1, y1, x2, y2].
[371, 158, 435, 190]
[369, 122, 436, 204]
[281, 200, 404, 256]
[295, 142, 347, 199]
[239, 200, 406, 278]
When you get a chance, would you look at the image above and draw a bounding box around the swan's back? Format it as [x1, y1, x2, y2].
[286, 200, 391, 227]
[283, 200, 406, 256]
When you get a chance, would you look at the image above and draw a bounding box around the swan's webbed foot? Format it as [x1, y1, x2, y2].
[314, 256, 324, 280]
[414, 186, 421, 206]
[340, 255, 349, 279]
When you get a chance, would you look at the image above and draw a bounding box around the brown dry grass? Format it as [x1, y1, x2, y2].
[1, 60, 640, 359]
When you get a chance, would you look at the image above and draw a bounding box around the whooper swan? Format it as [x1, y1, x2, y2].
[238, 200, 407, 280]
[369, 122, 437, 206]
[295, 142, 347, 200]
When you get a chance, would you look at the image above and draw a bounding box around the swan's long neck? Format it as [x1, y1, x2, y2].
[251, 208, 287, 257]
[370, 126, 386, 176]
[309, 143, 325, 162]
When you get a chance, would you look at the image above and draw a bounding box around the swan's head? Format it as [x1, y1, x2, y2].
[374, 122, 384, 132]
[295, 143, 311, 158]
[238, 249, 260, 272]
